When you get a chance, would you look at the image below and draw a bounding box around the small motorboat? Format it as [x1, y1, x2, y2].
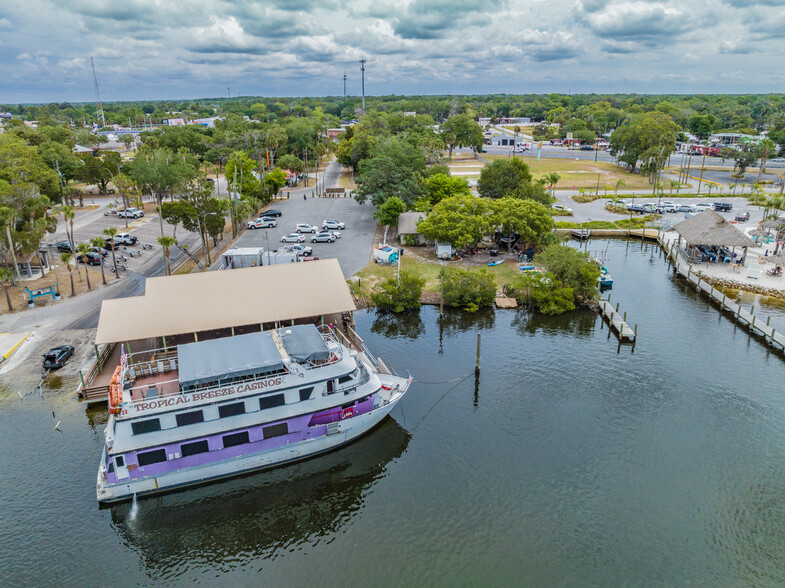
[598, 265, 613, 289]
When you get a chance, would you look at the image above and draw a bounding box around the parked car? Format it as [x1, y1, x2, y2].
[552, 204, 573, 213]
[247, 218, 276, 229]
[312, 232, 336, 243]
[281, 233, 306, 243]
[579, 144, 595, 151]
[76, 251, 102, 265]
[290, 244, 313, 256]
[55, 240, 72, 252]
[641, 203, 657, 212]
[90, 246, 109, 257]
[735, 211, 750, 222]
[42, 345, 74, 370]
[295, 223, 317, 233]
[322, 219, 345, 230]
[302, 256, 320, 262]
[327, 231, 341, 239]
[657, 203, 677, 213]
[772, 157, 785, 163]
[105, 232, 137, 247]
[713, 202, 732, 212]
[263, 209, 283, 217]
[117, 208, 144, 219]
[677, 204, 697, 213]
[695, 203, 713, 212]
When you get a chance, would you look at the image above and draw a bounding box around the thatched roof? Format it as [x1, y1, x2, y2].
[674, 210, 755, 247]
[397, 211, 426, 235]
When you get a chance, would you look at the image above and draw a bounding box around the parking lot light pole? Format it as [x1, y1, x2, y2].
[198, 212, 217, 267]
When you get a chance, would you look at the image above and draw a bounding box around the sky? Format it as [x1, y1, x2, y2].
[1, 0, 784, 104]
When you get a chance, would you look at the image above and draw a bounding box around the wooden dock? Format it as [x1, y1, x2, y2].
[661, 234, 785, 352]
[598, 299, 636, 341]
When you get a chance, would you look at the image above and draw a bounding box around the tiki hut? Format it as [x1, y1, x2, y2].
[673, 210, 755, 264]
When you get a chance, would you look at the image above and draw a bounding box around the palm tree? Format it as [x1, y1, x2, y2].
[90, 236, 108, 285]
[668, 179, 681, 194]
[158, 235, 176, 275]
[614, 179, 626, 199]
[544, 172, 561, 197]
[103, 227, 120, 280]
[76, 243, 92, 290]
[60, 205, 83, 282]
[60, 252, 75, 296]
[0, 267, 14, 311]
[513, 125, 521, 158]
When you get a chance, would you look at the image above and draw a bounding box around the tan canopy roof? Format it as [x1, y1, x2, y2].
[96, 258, 356, 344]
[673, 210, 755, 248]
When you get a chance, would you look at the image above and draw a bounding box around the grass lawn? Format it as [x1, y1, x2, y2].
[352, 254, 521, 297]
[483, 155, 653, 190]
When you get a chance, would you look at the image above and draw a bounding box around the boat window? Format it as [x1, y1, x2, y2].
[131, 418, 161, 435]
[107, 462, 114, 474]
[259, 394, 285, 410]
[115, 456, 124, 467]
[181, 439, 209, 457]
[176, 410, 204, 427]
[218, 402, 246, 418]
[338, 374, 353, 384]
[263, 423, 288, 439]
[137, 448, 167, 467]
[342, 402, 354, 410]
[326, 380, 334, 394]
[222, 431, 249, 448]
[299, 387, 314, 401]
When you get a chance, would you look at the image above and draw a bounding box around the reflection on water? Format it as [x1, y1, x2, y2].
[110, 419, 410, 579]
[511, 307, 598, 338]
[371, 310, 425, 340]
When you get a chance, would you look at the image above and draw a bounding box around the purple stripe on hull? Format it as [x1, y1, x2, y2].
[106, 395, 376, 486]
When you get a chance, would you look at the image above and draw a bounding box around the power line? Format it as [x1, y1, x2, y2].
[90, 56, 105, 127]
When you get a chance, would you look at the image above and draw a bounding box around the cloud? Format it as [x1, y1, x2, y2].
[0, 17, 12, 28]
[393, 0, 504, 39]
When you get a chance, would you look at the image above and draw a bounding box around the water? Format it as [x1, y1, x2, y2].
[2, 239, 785, 585]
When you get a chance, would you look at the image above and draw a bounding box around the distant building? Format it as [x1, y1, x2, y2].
[709, 133, 759, 146]
[0, 112, 12, 119]
[403, 111, 416, 117]
[326, 128, 346, 141]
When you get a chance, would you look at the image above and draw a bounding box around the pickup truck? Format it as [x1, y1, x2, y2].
[713, 202, 732, 212]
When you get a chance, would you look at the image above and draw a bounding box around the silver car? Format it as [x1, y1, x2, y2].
[281, 233, 306, 243]
[311, 232, 336, 243]
[295, 223, 317, 233]
[322, 219, 345, 230]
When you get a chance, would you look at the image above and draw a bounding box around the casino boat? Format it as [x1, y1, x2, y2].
[96, 324, 411, 503]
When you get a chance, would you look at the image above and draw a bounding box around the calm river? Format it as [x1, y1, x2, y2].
[2, 239, 785, 585]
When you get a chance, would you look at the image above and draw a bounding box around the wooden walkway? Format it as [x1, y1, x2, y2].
[661, 234, 785, 351]
[598, 299, 636, 341]
[495, 296, 518, 308]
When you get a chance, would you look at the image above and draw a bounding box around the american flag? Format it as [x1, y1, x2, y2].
[119, 344, 127, 371]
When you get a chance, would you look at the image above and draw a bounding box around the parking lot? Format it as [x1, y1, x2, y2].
[231, 195, 377, 277]
[50, 202, 201, 277]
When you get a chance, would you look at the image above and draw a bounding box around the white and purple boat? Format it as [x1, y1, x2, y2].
[96, 324, 411, 504]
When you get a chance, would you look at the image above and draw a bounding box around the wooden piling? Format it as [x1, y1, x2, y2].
[475, 333, 481, 376]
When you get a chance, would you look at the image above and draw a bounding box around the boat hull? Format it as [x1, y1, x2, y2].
[97, 380, 408, 504]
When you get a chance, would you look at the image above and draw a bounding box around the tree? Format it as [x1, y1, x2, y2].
[543, 172, 561, 196]
[423, 173, 471, 205]
[60, 252, 75, 296]
[90, 236, 108, 285]
[757, 138, 776, 181]
[477, 158, 550, 204]
[354, 137, 426, 207]
[103, 227, 121, 280]
[112, 174, 142, 228]
[76, 243, 93, 290]
[0, 266, 14, 311]
[74, 151, 121, 194]
[667, 179, 680, 194]
[535, 244, 600, 301]
[722, 144, 758, 176]
[158, 235, 177, 275]
[440, 267, 496, 311]
[439, 114, 483, 158]
[614, 179, 627, 198]
[417, 194, 493, 248]
[609, 111, 678, 178]
[490, 198, 554, 245]
[375, 196, 406, 230]
[371, 272, 424, 313]
[508, 272, 575, 315]
[275, 154, 304, 174]
[128, 147, 199, 237]
[118, 134, 135, 150]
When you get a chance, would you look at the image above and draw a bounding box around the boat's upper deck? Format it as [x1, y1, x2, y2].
[115, 324, 355, 419]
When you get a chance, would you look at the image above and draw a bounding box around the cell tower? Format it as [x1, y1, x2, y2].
[359, 59, 366, 113]
[90, 57, 106, 127]
[343, 69, 347, 98]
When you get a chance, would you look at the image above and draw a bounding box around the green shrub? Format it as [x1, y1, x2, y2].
[402, 233, 420, 246]
[441, 267, 496, 310]
[535, 244, 600, 301]
[555, 221, 581, 229]
[507, 272, 575, 315]
[548, 208, 574, 216]
[371, 271, 425, 313]
[605, 204, 628, 214]
[582, 220, 617, 229]
[572, 193, 601, 203]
